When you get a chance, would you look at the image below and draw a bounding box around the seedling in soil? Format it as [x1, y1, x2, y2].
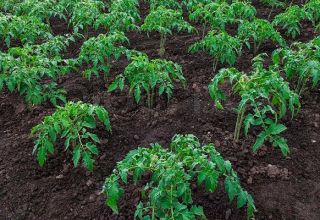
[78, 31, 130, 80]
[31, 101, 111, 171]
[0, 35, 77, 105]
[238, 18, 286, 55]
[103, 134, 256, 219]
[272, 36, 320, 95]
[108, 53, 186, 108]
[141, 6, 194, 57]
[69, 0, 106, 36]
[189, 30, 242, 73]
[209, 54, 300, 156]
[0, 13, 52, 47]
[304, 0, 320, 31]
[273, 5, 310, 39]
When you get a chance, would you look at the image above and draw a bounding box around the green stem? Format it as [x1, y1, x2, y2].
[159, 33, 166, 57]
[212, 59, 219, 74]
[170, 185, 175, 219]
[234, 105, 246, 141]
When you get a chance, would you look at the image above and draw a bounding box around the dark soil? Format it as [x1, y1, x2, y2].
[1, 1, 320, 220]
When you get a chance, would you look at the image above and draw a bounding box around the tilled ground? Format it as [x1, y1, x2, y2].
[0, 1, 320, 219]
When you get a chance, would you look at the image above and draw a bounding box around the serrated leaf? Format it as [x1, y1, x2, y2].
[73, 146, 81, 167]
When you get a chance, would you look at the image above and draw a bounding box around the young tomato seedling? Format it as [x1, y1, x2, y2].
[238, 18, 286, 55]
[108, 53, 186, 108]
[31, 101, 112, 171]
[78, 31, 130, 80]
[272, 36, 320, 95]
[141, 6, 194, 57]
[273, 5, 310, 39]
[209, 54, 300, 156]
[189, 30, 242, 73]
[103, 134, 256, 219]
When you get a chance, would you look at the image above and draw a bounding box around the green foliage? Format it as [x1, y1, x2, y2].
[69, 0, 106, 33]
[147, 0, 182, 10]
[0, 13, 52, 47]
[304, 0, 320, 30]
[141, 6, 194, 57]
[189, 1, 230, 31]
[31, 101, 111, 171]
[182, 0, 212, 12]
[103, 134, 255, 219]
[273, 5, 309, 39]
[229, 1, 257, 23]
[258, 0, 285, 9]
[108, 53, 186, 108]
[238, 18, 286, 54]
[95, 0, 140, 32]
[0, 35, 77, 105]
[189, 31, 242, 72]
[209, 54, 300, 156]
[272, 36, 320, 95]
[78, 31, 129, 79]
[12, 0, 65, 21]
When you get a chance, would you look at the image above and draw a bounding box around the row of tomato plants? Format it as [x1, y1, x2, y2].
[0, 0, 319, 219]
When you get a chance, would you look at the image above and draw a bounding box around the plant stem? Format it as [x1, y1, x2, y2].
[234, 105, 246, 141]
[212, 59, 219, 74]
[159, 33, 166, 58]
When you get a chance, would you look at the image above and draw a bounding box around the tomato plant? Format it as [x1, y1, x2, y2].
[0, 13, 52, 47]
[272, 36, 320, 95]
[189, 31, 242, 73]
[273, 5, 309, 39]
[258, 0, 285, 19]
[189, 1, 230, 35]
[69, 0, 106, 35]
[31, 101, 111, 171]
[108, 53, 186, 108]
[209, 54, 300, 156]
[304, 0, 320, 31]
[0, 35, 77, 105]
[238, 18, 286, 55]
[141, 6, 194, 57]
[103, 134, 255, 219]
[13, 0, 65, 22]
[78, 31, 130, 80]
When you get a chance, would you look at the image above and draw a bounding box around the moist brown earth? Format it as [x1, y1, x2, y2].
[1, 1, 320, 220]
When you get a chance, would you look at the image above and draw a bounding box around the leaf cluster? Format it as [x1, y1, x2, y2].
[96, 0, 140, 32]
[0, 35, 77, 105]
[189, 30, 242, 72]
[238, 18, 286, 54]
[103, 134, 255, 219]
[141, 6, 194, 37]
[189, 1, 256, 30]
[209, 55, 300, 155]
[78, 31, 129, 79]
[272, 36, 320, 95]
[31, 101, 111, 171]
[272, 5, 310, 39]
[0, 13, 52, 47]
[108, 53, 186, 108]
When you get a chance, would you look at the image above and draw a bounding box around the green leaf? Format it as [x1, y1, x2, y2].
[83, 151, 94, 171]
[45, 139, 54, 154]
[267, 123, 287, 135]
[134, 86, 141, 103]
[225, 177, 237, 202]
[88, 132, 100, 143]
[237, 190, 248, 208]
[86, 143, 99, 155]
[72, 146, 81, 167]
[37, 146, 46, 167]
[83, 116, 96, 128]
[253, 131, 267, 153]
